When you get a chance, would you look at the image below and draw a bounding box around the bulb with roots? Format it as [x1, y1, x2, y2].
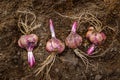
[86, 26, 106, 55]
[17, 11, 40, 67]
[65, 21, 92, 70]
[35, 19, 65, 78]
[18, 34, 38, 67]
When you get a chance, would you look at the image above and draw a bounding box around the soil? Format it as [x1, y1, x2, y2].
[0, 0, 120, 80]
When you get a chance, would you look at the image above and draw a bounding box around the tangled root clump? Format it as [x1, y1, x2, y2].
[35, 53, 56, 80]
[17, 10, 41, 34]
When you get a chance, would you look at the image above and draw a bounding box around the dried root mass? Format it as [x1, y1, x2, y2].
[35, 53, 56, 79]
[18, 11, 41, 34]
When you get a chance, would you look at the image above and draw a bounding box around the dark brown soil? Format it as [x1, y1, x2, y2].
[0, 0, 120, 80]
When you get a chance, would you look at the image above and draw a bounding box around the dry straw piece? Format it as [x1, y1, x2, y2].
[35, 19, 65, 80]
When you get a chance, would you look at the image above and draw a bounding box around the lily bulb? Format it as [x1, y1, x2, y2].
[46, 19, 65, 54]
[65, 21, 82, 48]
[18, 34, 38, 67]
[86, 27, 106, 45]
